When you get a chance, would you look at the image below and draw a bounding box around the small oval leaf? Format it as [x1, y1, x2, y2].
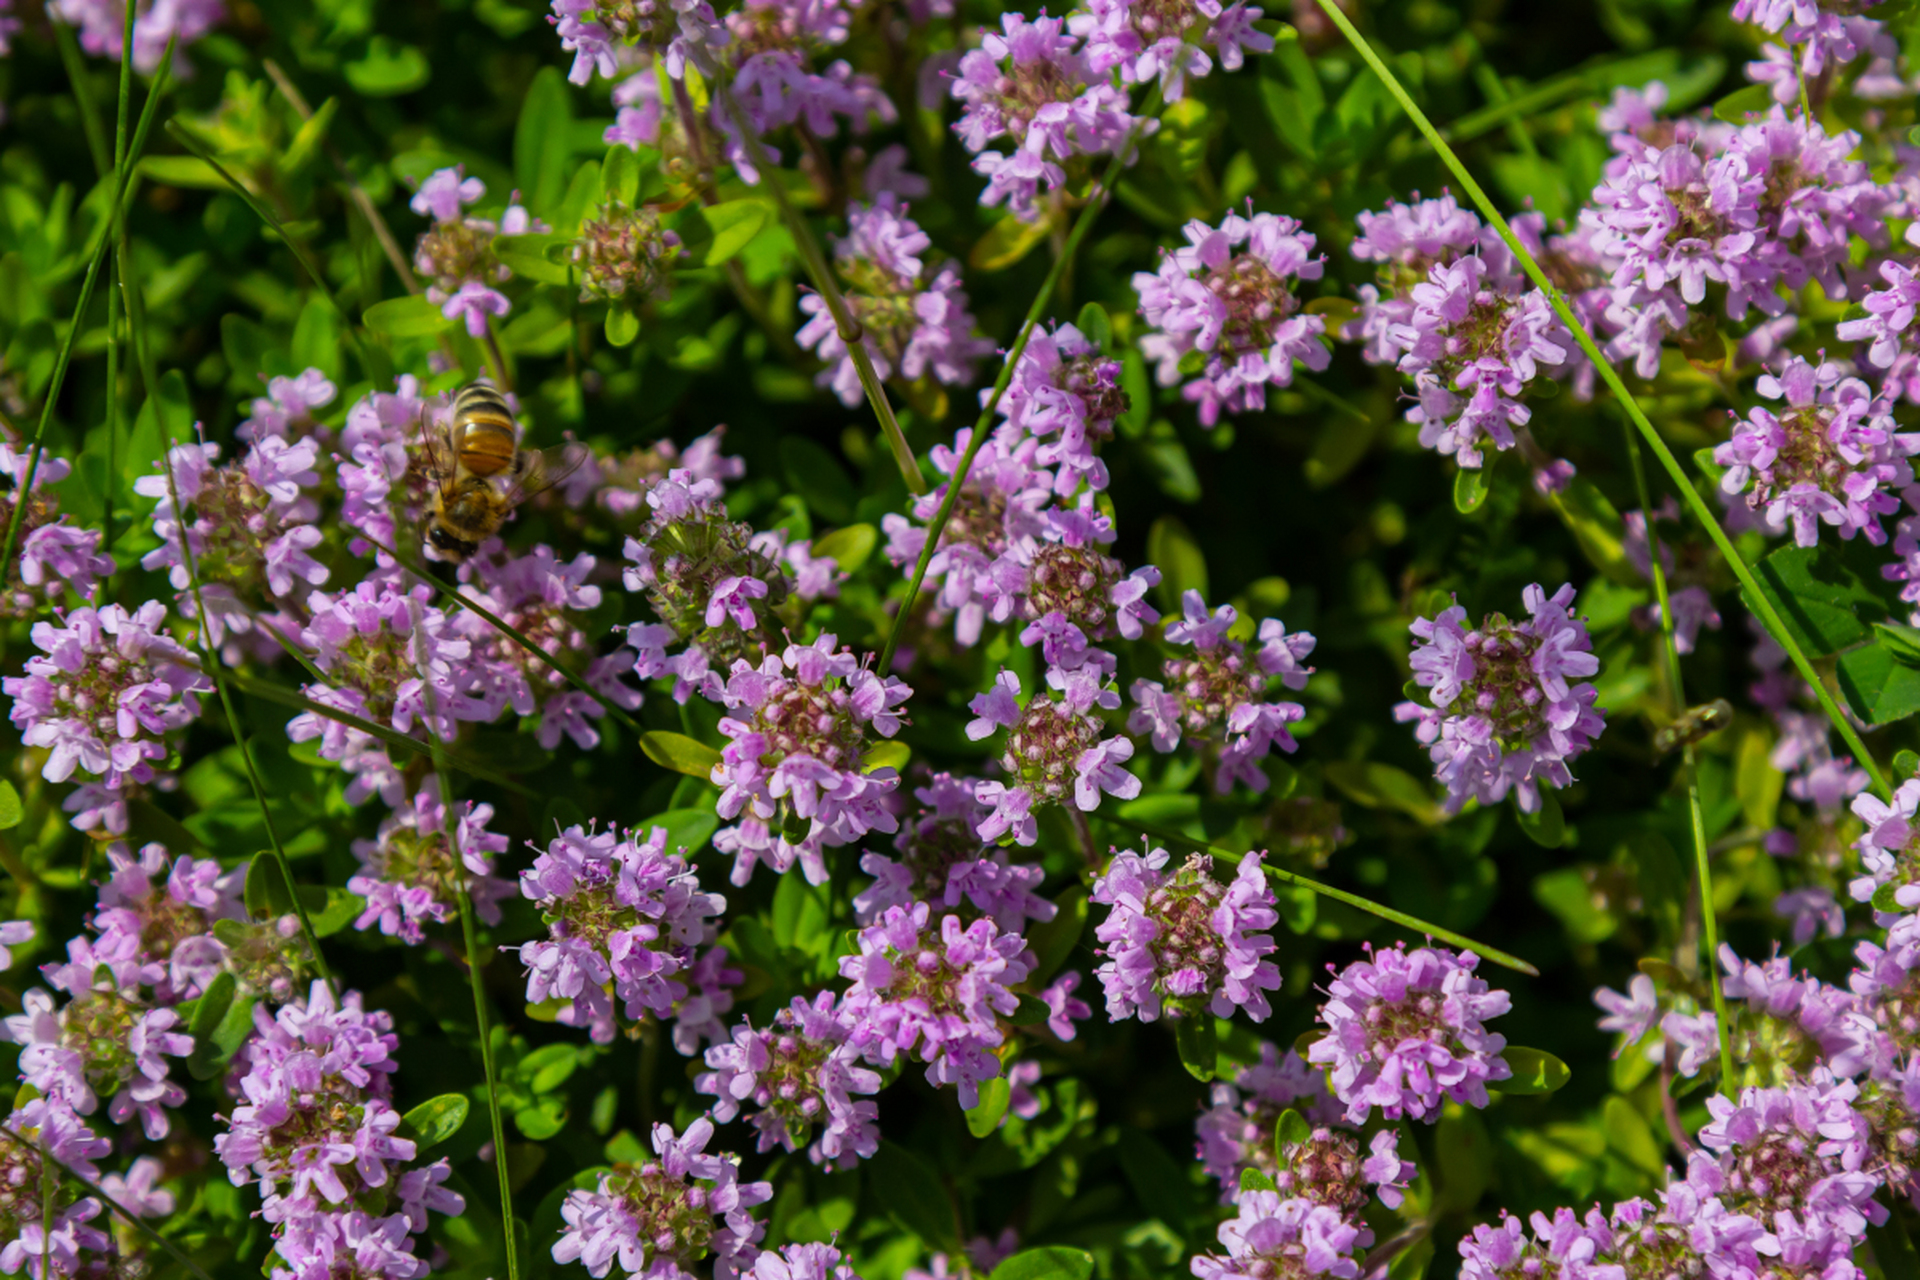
[639, 731, 721, 778]
[402, 1094, 471, 1151]
[605, 305, 641, 348]
[862, 740, 910, 774]
[811, 522, 877, 574]
[1492, 1046, 1571, 1095]
[964, 1076, 1011, 1138]
[989, 1248, 1095, 1280]
[364, 295, 455, 338]
[1274, 1107, 1311, 1152]
[1453, 465, 1490, 514]
[1513, 789, 1566, 848]
[697, 200, 769, 265]
[0, 780, 22, 830]
[1174, 1014, 1217, 1083]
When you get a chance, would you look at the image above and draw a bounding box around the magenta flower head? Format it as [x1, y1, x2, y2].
[1090, 842, 1282, 1023]
[1196, 1044, 1345, 1200]
[1129, 590, 1316, 795]
[1851, 778, 1920, 910]
[1067, 0, 1273, 100]
[349, 782, 515, 945]
[89, 842, 241, 1001]
[551, 0, 728, 84]
[992, 322, 1130, 495]
[0, 443, 114, 617]
[696, 990, 881, 1169]
[710, 634, 912, 886]
[1135, 209, 1330, 427]
[992, 503, 1162, 672]
[1307, 942, 1512, 1124]
[552, 1117, 772, 1280]
[965, 664, 1141, 845]
[516, 823, 727, 1044]
[797, 195, 991, 408]
[854, 772, 1056, 934]
[0, 1095, 114, 1280]
[1189, 1191, 1363, 1280]
[1713, 355, 1917, 548]
[836, 900, 1032, 1107]
[1393, 582, 1605, 814]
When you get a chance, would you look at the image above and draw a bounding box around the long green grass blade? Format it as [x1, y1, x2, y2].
[878, 88, 1162, 673]
[1309, 0, 1890, 802]
[1118, 820, 1540, 976]
[50, 22, 110, 178]
[0, 36, 175, 579]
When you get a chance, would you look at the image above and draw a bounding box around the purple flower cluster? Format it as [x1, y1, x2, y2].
[1069, 0, 1272, 99]
[991, 322, 1130, 495]
[0, 444, 114, 617]
[950, 13, 1156, 221]
[796, 195, 991, 408]
[696, 990, 882, 1168]
[1129, 590, 1315, 794]
[837, 900, 1031, 1107]
[552, 0, 727, 83]
[1394, 583, 1606, 814]
[409, 166, 536, 337]
[1195, 1045, 1344, 1199]
[1089, 843, 1282, 1022]
[854, 772, 1057, 934]
[516, 823, 728, 1045]
[1134, 210, 1330, 427]
[3, 601, 211, 835]
[720, 0, 895, 180]
[214, 983, 464, 1280]
[1188, 1191, 1363, 1280]
[0, 1095, 117, 1279]
[1714, 355, 1917, 547]
[1307, 942, 1512, 1124]
[998, 503, 1161, 671]
[965, 664, 1139, 844]
[89, 843, 242, 1003]
[552, 1117, 770, 1280]
[710, 635, 911, 885]
[349, 783, 515, 944]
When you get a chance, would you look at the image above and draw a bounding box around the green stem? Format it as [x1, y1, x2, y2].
[712, 81, 925, 497]
[1619, 419, 1736, 1092]
[0, 37, 175, 579]
[51, 21, 110, 178]
[1310, 0, 1889, 802]
[878, 88, 1161, 673]
[1122, 820, 1540, 976]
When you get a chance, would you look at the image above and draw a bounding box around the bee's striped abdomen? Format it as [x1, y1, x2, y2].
[451, 382, 519, 478]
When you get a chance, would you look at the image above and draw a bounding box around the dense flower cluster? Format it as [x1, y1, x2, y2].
[1394, 583, 1605, 814]
[697, 990, 881, 1168]
[349, 783, 515, 944]
[965, 664, 1140, 844]
[854, 772, 1056, 933]
[0, 444, 113, 618]
[409, 166, 536, 336]
[991, 322, 1129, 494]
[1195, 1045, 1344, 1198]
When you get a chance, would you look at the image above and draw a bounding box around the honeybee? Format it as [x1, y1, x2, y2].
[421, 381, 584, 562]
[1653, 698, 1734, 755]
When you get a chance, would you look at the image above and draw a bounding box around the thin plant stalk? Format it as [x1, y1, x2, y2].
[713, 81, 926, 496]
[51, 22, 110, 177]
[1308, 0, 1890, 802]
[1619, 419, 1738, 1091]
[1123, 820, 1540, 976]
[0, 37, 175, 579]
[879, 90, 1162, 673]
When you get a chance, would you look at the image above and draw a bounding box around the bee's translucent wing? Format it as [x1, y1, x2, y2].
[504, 440, 593, 507]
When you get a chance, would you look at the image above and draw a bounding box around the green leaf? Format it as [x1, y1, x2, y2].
[1838, 642, 1920, 726]
[138, 155, 225, 188]
[639, 808, 720, 856]
[308, 887, 361, 938]
[245, 852, 296, 919]
[1876, 622, 1920, 664]
[605, 305, 641, 347]
[965, 1077, 1011, 1137]
[811, 522, 877, 573]
[1897, 748, 1920, 778]
[1493, 1046, 1571, 1095]
[1434, 1106, 1492, 1211]
[0, 780, 21, 830]
[494, 233, 578, 287]
[638, 731, 720, 778]
[514, 1098, 567, 1141]
[188, 972, 257, 1081]
[696, 200, 769, 266]
[1023, 886, 1087, 986]
[603, 145, 642, 206]
[1513, 789, 1566, 848]
[187, 971, 236, 1047]
[1603, 1095, 1665, 1176]
[1115, 1126, 1192, 1231]
[1009, 994, 1052, 1026]
[292, 296, 344, 381]
[779, 437, 857, 525]
[364, 295, 454, 338]
[1146, 515, 1208, 614]
[1323, 760, 1443, 824]
[1712, 83, 1773, 123]
[862, 740, 910, 774]
[1747, 545, 1883, 658]
[515, 66, 575, 215]
[970, 214, 1052, 271]
[989, 1249, 1094, 1280]
[869, 1140, 957, 1249]
[1453, 465, 1490, 514]
[1274, 1108, 1311, 1152]
[400, 1095, 471, 1151]
[345, 37, 431, 96]
[1174, 1015, 1217, 1082]
[1875, 881, 1904, 913]
[1239, 1168, 1277, 1194]
[1074, 302, 1112, 349]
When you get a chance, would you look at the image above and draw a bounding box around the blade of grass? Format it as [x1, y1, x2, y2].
[408, 600, 518, 1280]
[878, 88, 1162, 673]
[1619, 416, 1736, 1091]
[713, 81, 924, 496]
[51, 22, 110, 178]
[1309, 0, 1890, 803]
[1, 1121, 218, 1280]
[1117, 819, 1540, 976]
[0, 36, 175, 579]
[360, 530, 646, 738]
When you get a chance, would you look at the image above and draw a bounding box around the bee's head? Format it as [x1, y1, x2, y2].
[426, 525, 479, 562]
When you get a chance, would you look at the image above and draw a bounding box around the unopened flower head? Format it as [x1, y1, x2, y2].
[1091, 842, 1282, 1022]
[1393, 583, 1605, 814]
[517, 823, 727, 1044]
[712, 635, 911, 885]
[1130, 590, 1316, 794]
[573, 199, 682, 304]
[1714, 355, 1916, 547]
[1307, 942, 1512, 1124]
[1135, 210, 1330, 427]
[696, 990, 882, 1168]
